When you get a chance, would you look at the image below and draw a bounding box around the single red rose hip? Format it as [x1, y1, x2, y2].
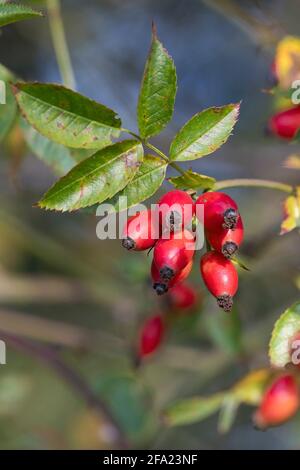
[138, 314, 165, 357]
[200, 251, 238, 312]
[122, 209, 159, 251]
[151, 259, 193, 295]
[195, 192, 239, 230]
[158, 189, 194, 232]
[254, 374, 300, 429]
[168, 282, 197, 309]
[153, 229, 195, 281]
[206, 217, 244, 258]
[268, 106, 300, 139]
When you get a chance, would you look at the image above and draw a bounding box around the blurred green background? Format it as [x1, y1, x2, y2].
[0, 0, 299, 449]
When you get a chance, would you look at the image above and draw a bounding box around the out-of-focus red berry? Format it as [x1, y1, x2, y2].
[168, 282, 197, 309]
[254, 374, 299, 429]
[138, 314, 165, 357]
[268, 106, 300, 139]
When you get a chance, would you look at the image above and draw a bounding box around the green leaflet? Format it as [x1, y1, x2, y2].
[169, 170, 216, 190]
[38, 140, 144, 212]
[164, 393, 225, 427]
[170, 103, 240, 161]
[14, 82, 121, 149]
[0, 64, 17, 142]
[269, 301, 300, 368]
[21, 119, 92, 176]
[137, 28, 177, 139]
[0, 3, 42, 28]
[106, 155, 167, 212]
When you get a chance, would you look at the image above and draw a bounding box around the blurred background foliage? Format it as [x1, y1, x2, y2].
[0, 0, 300, 449]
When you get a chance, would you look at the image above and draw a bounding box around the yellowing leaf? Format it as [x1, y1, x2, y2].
[275, 36, 300, 89]
[280, 187, 300, 235]
[169, 170, 215, 190]
[284, 154, 300, 170]
[232, 369, 271, 405]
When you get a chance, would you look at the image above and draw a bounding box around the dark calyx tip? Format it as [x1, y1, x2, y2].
[153, 282, 168, 296]
[122, 237, 136, 250]
[217, 294, 233, 312]
[223, 208, 239, 229]
[222, 242, 238, 258]
[167, 210, 182, 232]
[160, 266, 175, 281]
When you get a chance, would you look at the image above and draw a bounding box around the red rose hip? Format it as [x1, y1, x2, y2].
[195, 191, 239, 230]
[268, 106, 300, 140]
[254, 374, 300, 429]
[200, 251, 238, 312]
[138, 314, 165, 357]
[122, 209, 159, 251]
[151, 259, 193, 295]
[168, 282, 197, 310]
[206, 217, 244, 258]
[158, 189, 194, 232]
[153, 229, 195, 281]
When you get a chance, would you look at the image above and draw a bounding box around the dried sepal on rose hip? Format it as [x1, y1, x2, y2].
[196, 191, 240, 230]
[206, 217, 244, 259]
[200, 251, 238, 312]
[122, 209, 159, 251]
[157, 189, 194, 232]
[253, 374, 300, 429]
[138, 314, 165, 358]
[153, 229, 195, 281]
[151, 259, 193, 296]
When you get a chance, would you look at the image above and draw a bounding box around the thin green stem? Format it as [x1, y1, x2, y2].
[215, 178, 293, 194]
[47, 0, 76, 89]
[144, 142, 169, 162]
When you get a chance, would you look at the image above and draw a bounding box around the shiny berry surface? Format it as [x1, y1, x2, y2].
[154, 229, 195, 280]
[254, 374, 299, 428]
[122, 209, 159, 251]
[200, 251, 238, 311]
[196, 191, 239, 230]
[158, 189, 194, 231]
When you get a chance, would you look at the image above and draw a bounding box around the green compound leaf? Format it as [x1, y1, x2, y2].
[169, 170, 216, 190]
[13, 82, 122, 149]
[38, 140, 143, 212]
[269, 301, 300, 368]
[164, 393, 224, 427]
[21, 119, 93, 176]
[105, 154, 167, 212]
[0, 3, 42, 28]
[137, 27, 177, 139]
[169, 103, 240, 161]
[0, 64, 17, 142]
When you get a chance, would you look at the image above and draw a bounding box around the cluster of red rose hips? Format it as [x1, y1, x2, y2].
[122, 189, 244, 313]
[254, 373, 300, 429]
[122, 189, 244, 359]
